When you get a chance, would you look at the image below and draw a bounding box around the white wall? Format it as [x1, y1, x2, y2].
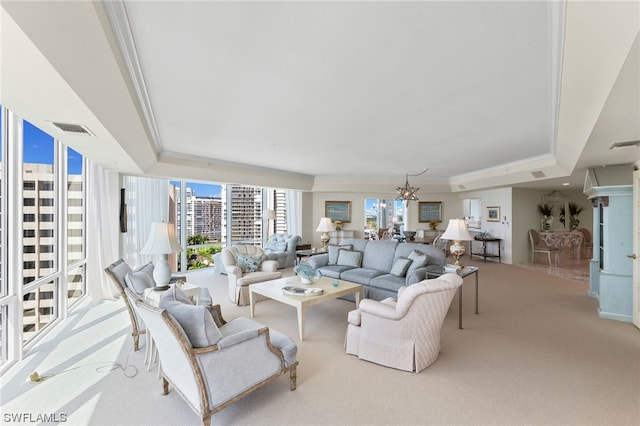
[308, 191, 466, 248]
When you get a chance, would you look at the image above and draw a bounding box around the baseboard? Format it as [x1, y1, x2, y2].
[598, 309, 632, 323]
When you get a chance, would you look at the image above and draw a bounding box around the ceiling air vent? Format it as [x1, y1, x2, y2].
[48, 121, 95, 136]
[609, 140, 640, 150]
[531, 171, 546, 179]
[457, 184, 466, 190]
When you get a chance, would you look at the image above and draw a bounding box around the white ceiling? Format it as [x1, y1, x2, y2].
[1, 1, 639, 193]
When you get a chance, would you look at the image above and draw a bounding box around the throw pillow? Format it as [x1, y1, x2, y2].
[159, 293, 222, 348]
[390, 257, 413, 277]
[408, 250, 429, 271]
[124, 262, 154, 294]
[328, 244, 353, 265]
[236, 253, 264, 273]
[336, 249, 363, 268]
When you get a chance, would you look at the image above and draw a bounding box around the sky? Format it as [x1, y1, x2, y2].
[171, 180, 221, 198]
[21, 120, 83, 174]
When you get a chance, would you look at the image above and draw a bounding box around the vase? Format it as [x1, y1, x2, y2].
[299, 276, 312, 285]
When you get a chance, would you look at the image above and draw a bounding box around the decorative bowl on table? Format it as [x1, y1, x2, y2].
[403, 231, 416, 241]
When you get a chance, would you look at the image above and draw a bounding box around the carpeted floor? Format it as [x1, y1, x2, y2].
[1, 259, 638, 425]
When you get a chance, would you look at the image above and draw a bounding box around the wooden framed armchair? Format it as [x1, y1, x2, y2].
[104, 259, 146, 351]
[131, 290, 297, 425]
[345, 273, 462, 372]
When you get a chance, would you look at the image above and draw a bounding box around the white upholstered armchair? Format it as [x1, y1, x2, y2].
[131, 286, 297, 425]
[345, 273, 463, 372]
[221, 245, 282, 305]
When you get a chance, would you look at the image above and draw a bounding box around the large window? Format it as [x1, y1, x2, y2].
[22, 121, 58, 342]
[0, 106, 88, 371]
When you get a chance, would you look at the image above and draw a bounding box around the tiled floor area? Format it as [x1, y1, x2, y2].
[518, 251, 590, 286]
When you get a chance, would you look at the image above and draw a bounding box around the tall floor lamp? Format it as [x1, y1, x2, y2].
[141, 222, 182, 291]
[440, 219, 473, 268]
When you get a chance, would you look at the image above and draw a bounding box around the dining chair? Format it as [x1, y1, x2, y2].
[528, 229, 560, 265]
[579, 228, 594, 258]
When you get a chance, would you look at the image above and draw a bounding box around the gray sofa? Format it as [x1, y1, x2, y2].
[263, 233, 302, 269]
[307, 238, 446, 301]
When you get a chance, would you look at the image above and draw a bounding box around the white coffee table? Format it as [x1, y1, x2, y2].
[249, 276, 362, 340]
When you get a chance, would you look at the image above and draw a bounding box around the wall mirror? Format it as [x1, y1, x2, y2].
[463, 198, 481, 229]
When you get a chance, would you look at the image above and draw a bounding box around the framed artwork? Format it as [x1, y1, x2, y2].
[486, 206, 500, 222]
[418, 202, 442, 223]
[325, 201, 351, 223]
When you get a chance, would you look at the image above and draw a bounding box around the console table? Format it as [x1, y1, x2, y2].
[471, 237, 502, 263]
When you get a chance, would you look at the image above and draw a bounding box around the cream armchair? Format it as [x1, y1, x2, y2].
[345, 273, 463, 372]
[221, 245, 282, 305]
[131, 287, 297, 425]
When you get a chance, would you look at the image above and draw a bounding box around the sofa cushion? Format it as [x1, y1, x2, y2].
[390, 257, 412, 277]
[337, 249, 363, 268]
[408, 250, 429, 271]
[159, 291, 222, 348]
[124, 262, 155, 294]
[328, 244, 353, 265]
[316, 264, 354, 279]
[369, 273, 407, 293]
[340, 268, 386, 285]
[236, 253, 264, 273]
[361, 240, 399, 272]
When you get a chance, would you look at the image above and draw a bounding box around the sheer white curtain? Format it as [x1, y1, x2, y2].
[122, 176, 170, 268]
[286, 190, 302, 236]
[86, 161, 120, 300]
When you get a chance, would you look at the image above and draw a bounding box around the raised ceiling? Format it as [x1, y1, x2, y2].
[1, 1, 638, 193]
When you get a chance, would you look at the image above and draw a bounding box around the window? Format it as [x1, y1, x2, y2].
[23, 230, 35, 238]
[364, 199, 404, 238]
[22, 280, 57, 343]
[23, 198, 35, 206]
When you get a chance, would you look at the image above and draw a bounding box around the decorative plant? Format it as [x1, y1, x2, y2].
[537, 204, 554, 231]
[293, 261, 321, 284]
[568, 202, 583, 231]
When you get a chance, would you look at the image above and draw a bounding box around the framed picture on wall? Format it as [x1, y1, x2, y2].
[418, 201, 442, 223]
[325, 201, 351, 223]
[486, 206, 500, 222]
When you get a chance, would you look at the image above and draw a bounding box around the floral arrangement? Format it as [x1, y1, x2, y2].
[537, 203, 554, 231]
[293, 261, 321, 284]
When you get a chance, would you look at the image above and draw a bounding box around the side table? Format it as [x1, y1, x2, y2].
[425, 265, 479, 329]
[472, 237, 502, 263]
[295, 249, 327, 265]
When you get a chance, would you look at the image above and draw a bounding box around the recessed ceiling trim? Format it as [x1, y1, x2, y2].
[103, 0, 162, 152]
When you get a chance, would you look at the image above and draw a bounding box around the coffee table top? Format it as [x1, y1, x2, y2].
[425, 265, 478, 278]
[250, 276, 362, 308]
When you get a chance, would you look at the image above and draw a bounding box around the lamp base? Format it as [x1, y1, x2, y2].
[153, 285, 170, 292]
[449, 240, 466, 268]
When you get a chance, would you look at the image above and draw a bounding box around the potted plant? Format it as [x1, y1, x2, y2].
[568, 202, 583, 231]
[293, 261, 321, 285]
[537, 204, 554, 231]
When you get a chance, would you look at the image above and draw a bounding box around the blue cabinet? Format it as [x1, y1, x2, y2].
[585, 167, 634, 322]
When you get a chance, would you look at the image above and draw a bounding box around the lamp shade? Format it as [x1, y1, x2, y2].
[440, 219, 473, 241]
[141, 222, 182, 254]
[266, 209, 276, 220]
[316, 217, 335, 232]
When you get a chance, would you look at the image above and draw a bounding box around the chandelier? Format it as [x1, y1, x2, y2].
[395, 169, 428, 202]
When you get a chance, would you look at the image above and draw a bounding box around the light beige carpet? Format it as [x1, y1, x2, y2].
[1, 260, 638, 425]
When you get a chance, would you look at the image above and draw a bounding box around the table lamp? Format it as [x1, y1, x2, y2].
[440, 218, 473, 268]
[316, 217, 334, 250]
[141, 222, 182, 291]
